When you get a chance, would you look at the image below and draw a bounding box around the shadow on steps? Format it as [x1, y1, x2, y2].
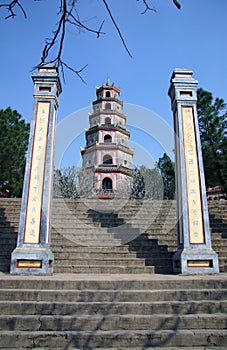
[86, 208, 175, 274]
[126, 234, 175, 274]
[0, 207, 17, 273]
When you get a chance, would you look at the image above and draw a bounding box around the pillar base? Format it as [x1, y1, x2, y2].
[173, 248, 219, 275]
[10, 248, 54, 275]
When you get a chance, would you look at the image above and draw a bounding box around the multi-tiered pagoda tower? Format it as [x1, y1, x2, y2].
[80, 81, 134, 194]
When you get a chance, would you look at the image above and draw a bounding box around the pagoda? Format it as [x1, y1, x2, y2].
[80, 80, 134, 195]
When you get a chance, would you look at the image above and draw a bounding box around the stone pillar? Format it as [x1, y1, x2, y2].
[10, 64, 62, 274]
[168, 68, 219, 274]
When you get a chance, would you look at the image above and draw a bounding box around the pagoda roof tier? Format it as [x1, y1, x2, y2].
[95, 164, 132, 176]
[96, 84, 120, 94]
[81, 143, 134, 156]
[89, 110, 127, 120]
[93, 97, 123, 107]
[85, 124, 130, 137]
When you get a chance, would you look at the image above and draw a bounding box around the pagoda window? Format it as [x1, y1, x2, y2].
[102, 177, 112, 190]
[105, 117, 111, 125]
[105, 103, 111, 110]
[103, 154, 113, 165]
[106, 91, 111, 98]
[104, 134, 112, 143]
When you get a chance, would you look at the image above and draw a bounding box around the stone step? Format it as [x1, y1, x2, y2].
[51, 211, 176, 217]
[53, 251, 174, 260]
[54, 241, 124, 247]
[1, 263, 172, 275]
[0, 288, 225, 302]
[217, 252, 227, 259]
[2, 299, 226, 316]
[0, 238, 17, 245]
[51, 231, 124, 240]
[53, 252, 138, 259]
[0, 228, 19, 234]
[54, 258, 147, 266]
[127, 239, 176, 247]
[0, 329, 226, 348]
[0, 313, 226, 332]
[54, 265, 154, 274]
[0, 261, 166, 275]
[1, 275, 226, 290]
[0, 347, 222, 350]
[51, 244, 130, 252]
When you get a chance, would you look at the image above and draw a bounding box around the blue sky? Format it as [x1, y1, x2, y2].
[1, 0, 227, 169]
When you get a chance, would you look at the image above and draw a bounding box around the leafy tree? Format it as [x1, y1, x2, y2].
[131, 168, 145, 199]
[0, 107, 29, 197]
[197, 88, 227, 191]
[77, 167, 96, 198]
[113, 176, 132, 199]
[157, 153, 175, 199]
[53, 167, 79, 198]
[139, 165, 163, 199]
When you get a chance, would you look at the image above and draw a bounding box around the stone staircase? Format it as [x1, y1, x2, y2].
[0, 273, 226, 349]
[0, 198, 227, 349]
[208, 201, 227, 272]
[0, 198, 227, 273]
[51, 199, 176, 274]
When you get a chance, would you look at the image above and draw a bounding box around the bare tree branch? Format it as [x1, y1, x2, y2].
[102, 0, 133, 58]
[0, 0, 26, 19]
[60, 61, 88, 84]
[173, 0, 181, 10]
[39, 0, 106, 81]
[68, 11, 105, 37]
[140, 0, 156, 14]
[1, 0, 181, 81]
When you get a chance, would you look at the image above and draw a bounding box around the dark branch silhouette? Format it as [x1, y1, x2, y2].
[0, 0, 26, 19]
[173, 0, 181, 10]
[140, 0, 157, 14]
[102, 0, 133, 58]
[1, 0, 181, 81]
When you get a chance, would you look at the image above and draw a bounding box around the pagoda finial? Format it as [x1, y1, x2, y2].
[106, 78, 110, 86]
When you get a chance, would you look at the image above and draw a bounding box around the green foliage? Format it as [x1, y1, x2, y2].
[77, 167, 96, 198]
[54, 166, 97, 198]
[197, 88, 227, 191]
[131, 168, 145, 199]
[0, 107, 30, 197]
[157, 153, 175, 199]
[53, 167, 79, 198]
[139, 165, 163, 199]
[131, 165, 165, 199]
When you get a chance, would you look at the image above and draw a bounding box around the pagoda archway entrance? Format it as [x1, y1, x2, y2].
[102, 177, 112, 191]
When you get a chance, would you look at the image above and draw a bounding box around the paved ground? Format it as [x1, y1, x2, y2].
[0, 272, 226, 282]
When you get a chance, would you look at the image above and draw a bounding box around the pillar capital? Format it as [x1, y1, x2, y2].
[168, 68, 198, 111]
